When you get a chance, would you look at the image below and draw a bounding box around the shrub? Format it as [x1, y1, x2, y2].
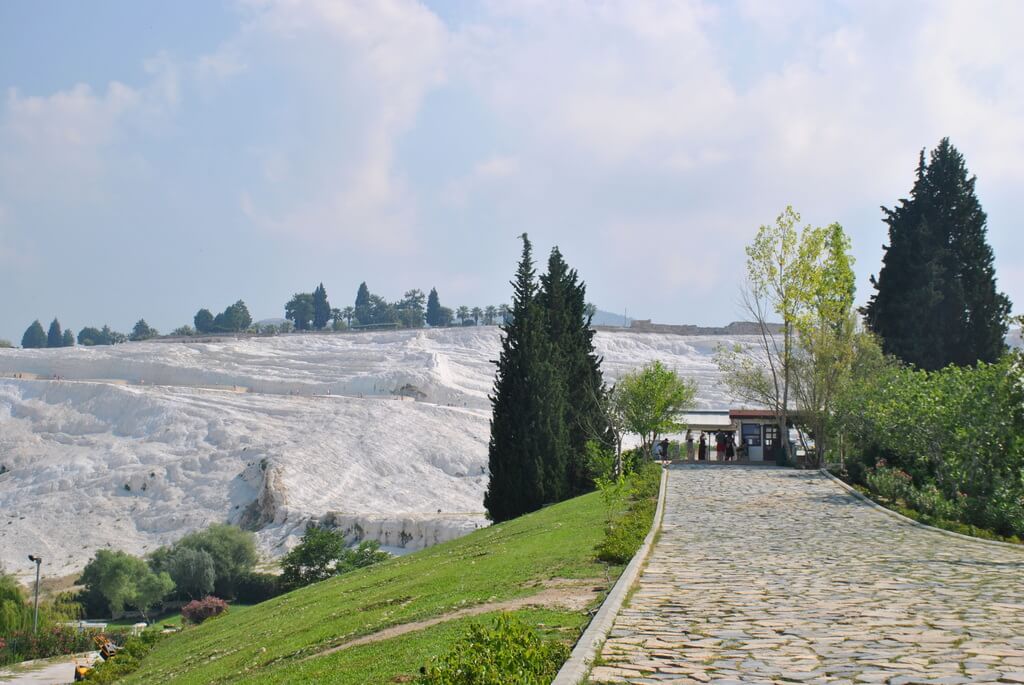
[865, 466, 912, 503]
[181, 596, 228, 625]
[416, 613, 569, 685]
[595, 462, 660, 564]
[235, 572, 281, 603]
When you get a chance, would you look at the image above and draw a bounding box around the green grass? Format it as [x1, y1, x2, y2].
[119, 490, 618, 684]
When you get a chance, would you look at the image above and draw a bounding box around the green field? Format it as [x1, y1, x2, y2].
[120, 490, 618, 684]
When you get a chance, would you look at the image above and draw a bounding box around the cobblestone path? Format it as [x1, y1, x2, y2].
[590, 466, 1024, 685]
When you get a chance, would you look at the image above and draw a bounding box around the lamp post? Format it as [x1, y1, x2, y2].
[27, 555, 41, 634]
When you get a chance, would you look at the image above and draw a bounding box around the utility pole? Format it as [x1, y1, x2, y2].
[28, 555, 42, 634]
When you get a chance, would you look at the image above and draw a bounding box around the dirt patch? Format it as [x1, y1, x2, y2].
[302, 578, 605, 663]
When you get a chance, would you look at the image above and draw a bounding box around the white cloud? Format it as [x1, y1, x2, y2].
[442, 155, 520, 206]
[0, 57, 179, 203]
[222, 0, 448, 247]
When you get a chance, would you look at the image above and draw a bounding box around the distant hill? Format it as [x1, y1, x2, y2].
[590, 309, 632, 327]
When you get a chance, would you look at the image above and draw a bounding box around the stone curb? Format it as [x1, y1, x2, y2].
[819, 468, 1024, 552]
[551, 466, 670, 685]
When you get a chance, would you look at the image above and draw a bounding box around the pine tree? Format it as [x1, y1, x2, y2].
[864, 138, 1011, 369]
[62, 329, 75, 347]
[539, 247, 608, 495]
[21, 320, 47, 348]
[354, 282, 371, 326]
[484, 234, 569, 522]
[312, 283, 331, 330]
[47, 319, 63, 348]
[426, 288, 443, 327]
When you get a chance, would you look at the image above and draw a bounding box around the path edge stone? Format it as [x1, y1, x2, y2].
[819, 468, 1023, 551]
[551, 466, 670, 685]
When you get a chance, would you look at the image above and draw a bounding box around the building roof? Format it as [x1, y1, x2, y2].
[680, 412, 733, 430]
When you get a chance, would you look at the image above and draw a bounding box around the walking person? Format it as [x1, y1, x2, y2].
[685, 429, 695, 460]
[659, 438, 671, 467]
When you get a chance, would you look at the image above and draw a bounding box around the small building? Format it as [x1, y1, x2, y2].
[671, 409, 794, 464]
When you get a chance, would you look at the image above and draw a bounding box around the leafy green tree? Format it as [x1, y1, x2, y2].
[539, 247, 609, 494]
[0, 570, 31, 634]
[355, 282, 371, 325]
[279, 527, 346, 589]
[279, 528, 389, 590]
[0, 339, 13, 348]
[165, 547, 216, 600]
[864, 138, 1012, 369]
[78, 549, 174, 620]
[484, 305, 497, 325]
[194, 308, 215, 334]
[77, 327, 104, 346]
[47, 319, 63, 348]
[61, 329, 75, 346]
[330, 308, 345, 330]
[613, 361, 696, 459]
[312, 283, 331, 330]
[485, 234, 569, 522]
[367, 294, 399, 326]
[21, 320, 46, 348]
[397, 289, 426, 328]
[223, 300, 252, 332]
[439, 306, 454, 326]
[171, 325, 195, 337]
[788, 223, 857, 466]
[100, 325, 126, 344]
[341, 306, 355, 327]
[174, 524, 257, 599]
[426, 288, 443, 327]
[130, 319, 157, 341]
[285, 293, 315, 330]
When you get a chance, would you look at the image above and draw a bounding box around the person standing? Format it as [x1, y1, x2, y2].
[698, 433, 707, 461]
[715, 431, 726, 461]
[725, 434, 736, 461]
[659, 438, 671, 466]
[685, 429, 695, 460]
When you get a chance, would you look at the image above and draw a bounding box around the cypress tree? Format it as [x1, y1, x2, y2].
[864, 138, 1011, 369]
[485, 234, 568, 522]
[539, 247, 608, 495]
[354, 282, 371, 326]
[21, 320, 47, 349]
[312, 283, 331, 330]
[47, 319, 63, 348]
[425, 288, 443, 327]
[62, 329, 75, 347]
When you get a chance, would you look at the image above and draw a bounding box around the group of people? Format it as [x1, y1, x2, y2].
[683, 429, 740, 461]
[651, 429, 746, 464]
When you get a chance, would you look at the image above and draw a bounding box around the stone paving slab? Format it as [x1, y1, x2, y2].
[590, 466, 1024, 684]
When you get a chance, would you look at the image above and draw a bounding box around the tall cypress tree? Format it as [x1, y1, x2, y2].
[538, 248, 608, 496]
[485, 234, 568, 522]
[425, 288, 443, 327]
[47, 319, 63, 348]
[312, 283, 331, 330]
[864, 138, 1011, 369]
[354, 282, 371, 326]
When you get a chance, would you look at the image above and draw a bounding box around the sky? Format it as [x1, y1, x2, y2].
[1, 0, 1022, 343]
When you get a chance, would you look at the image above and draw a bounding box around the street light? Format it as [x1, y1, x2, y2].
[27, 555, 41, 634]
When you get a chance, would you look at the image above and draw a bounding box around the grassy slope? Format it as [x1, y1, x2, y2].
[121, 491, 615, 684]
